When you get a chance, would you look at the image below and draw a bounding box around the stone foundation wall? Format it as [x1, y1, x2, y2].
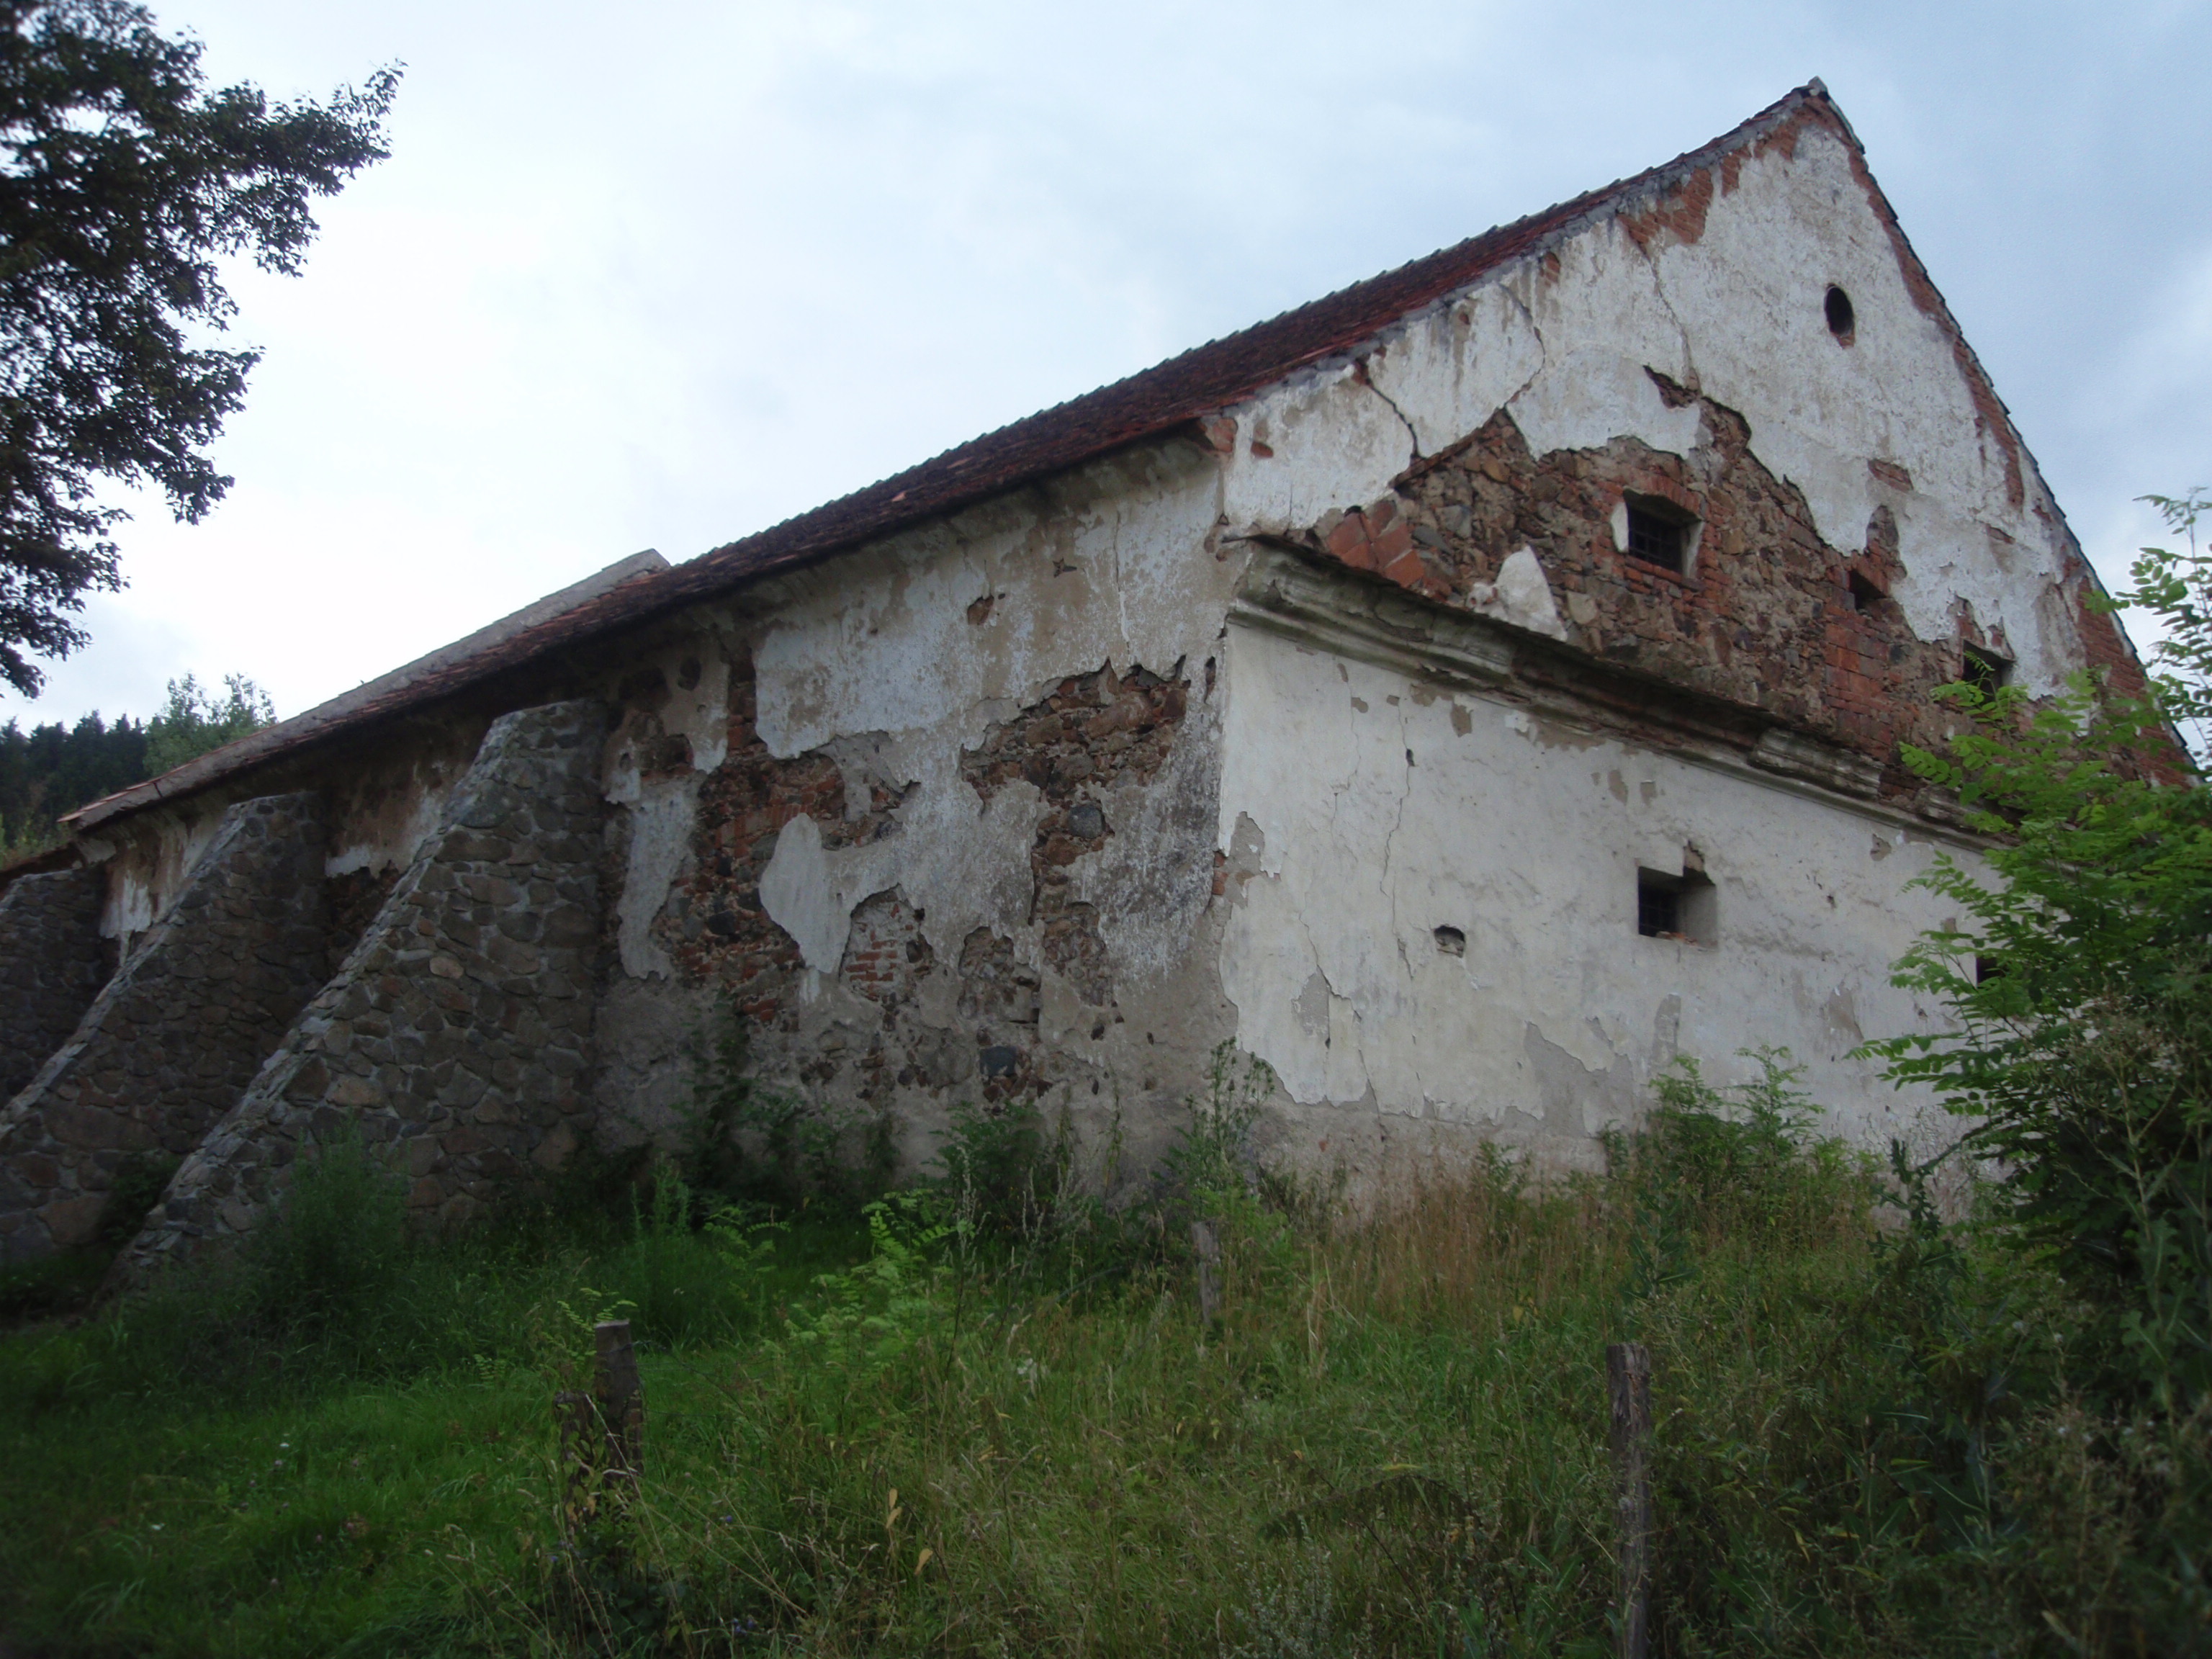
[122, 701, 608, 1274]
[0, 795, 328, 1262]
[0, 868, 113, 1102]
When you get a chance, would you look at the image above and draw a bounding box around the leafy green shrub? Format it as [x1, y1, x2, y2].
[1162, 1040, 1274, 1208]
[240, 1128, 410, 1348]
[1870, 491, 2212, 1408]
[928, 1096, 1097, 1249]
[1619, 1049, 1876, 1254]
[775, 1191, 954, 1380]
[594, 1165, 778, 1348]
[96, 1149, 180, 1249]
[678, 1004, 895, 1215]
[1853, 488, 2212, 1647]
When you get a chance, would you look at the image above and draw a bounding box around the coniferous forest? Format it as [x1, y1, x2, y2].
[0, 674, 275, 856]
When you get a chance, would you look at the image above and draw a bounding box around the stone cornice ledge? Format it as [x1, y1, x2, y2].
[1228, 543, 1984, 848]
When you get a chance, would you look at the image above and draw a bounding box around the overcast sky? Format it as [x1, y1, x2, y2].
[9, 0, 2210, 729]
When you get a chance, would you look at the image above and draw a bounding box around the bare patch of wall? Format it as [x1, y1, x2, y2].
[583, 442, 1245, 1173]
[611, 639, 1227, 1169]
[1347, 397, 1978, 788]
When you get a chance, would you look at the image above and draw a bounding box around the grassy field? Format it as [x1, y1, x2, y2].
[0, 1058, 2198, 1657]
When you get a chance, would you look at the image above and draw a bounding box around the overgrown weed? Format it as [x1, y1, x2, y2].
[0, 1048, 2193, 1655]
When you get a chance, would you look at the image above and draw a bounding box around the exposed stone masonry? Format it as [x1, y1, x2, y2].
[1321, 394, 1997, 789]
[0, 868, 113, 1103]
[652, 654, 1195, 1113]
[663, 652, 908, 1021]
[958, 661, 1189, 1016]
[0, 794, 329, 1261]
[121, 701, 608, 1274]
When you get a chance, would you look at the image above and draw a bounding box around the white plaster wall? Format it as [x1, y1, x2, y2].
[743, 446, 1238, 987]
[1212, 117, 2092, 696]
[84, 808, 227, 949]
[1216, 623, 1959, 1156]
[593, 444, 1245, 1161]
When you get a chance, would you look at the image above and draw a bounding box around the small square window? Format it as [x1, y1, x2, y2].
[1624, 504, 1687, 573]
[1845, 570, 1887, 613]
[1961, 644, 2012, 697]
[1637, 866, 1716, 945]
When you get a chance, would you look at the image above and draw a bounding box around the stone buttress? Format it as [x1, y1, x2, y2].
[0, 868, 114, 1102]
[0, 795, 329, 1262]
[122, 701, 607, 1274]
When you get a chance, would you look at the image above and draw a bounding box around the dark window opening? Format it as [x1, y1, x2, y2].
[1845, 570, 1887, 613]
[1974, 954, 2005, 986]
[1624, 500, 1693, 574]
[1637, 866, 1717, 945]
[1961, 644, 2012, 697]
[1825, 285, 1856, 340]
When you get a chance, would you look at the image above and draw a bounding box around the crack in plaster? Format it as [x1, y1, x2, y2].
[1631, 235, 1703, 394]
[1359, 367, 1424, 464]
[1497, 279, 1551, 410]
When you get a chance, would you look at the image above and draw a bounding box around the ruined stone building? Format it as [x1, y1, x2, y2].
[0, 84, 2154, 1269]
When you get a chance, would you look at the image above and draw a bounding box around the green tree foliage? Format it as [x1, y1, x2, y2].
[0, 1, 397, 695]
[0, 668, 271, 853]
[1871, 490, 2212, 1406]
[0, 703, 140, 852]
[142, 667, 272, 773]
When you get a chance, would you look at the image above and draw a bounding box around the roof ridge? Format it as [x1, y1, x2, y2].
[680, 79, 1843, 569]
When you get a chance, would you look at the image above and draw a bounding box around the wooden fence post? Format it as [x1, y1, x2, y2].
[1608, 1340, 1653, 1659]
[555, 1318, 649, 1527]
[595, 1318, 644, 1493]
[1191, 1219, 1222, 1326]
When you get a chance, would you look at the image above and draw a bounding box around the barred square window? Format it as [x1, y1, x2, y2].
[1624, 502, 1691, 574]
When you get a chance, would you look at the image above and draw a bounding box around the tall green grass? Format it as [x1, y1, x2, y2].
[0, 1056, 2198, 1655]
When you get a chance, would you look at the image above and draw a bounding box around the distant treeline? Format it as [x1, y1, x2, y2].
[1, 675, 276, 858]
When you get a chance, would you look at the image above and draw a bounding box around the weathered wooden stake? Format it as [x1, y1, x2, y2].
[1191, 1218, 1222, 1326]
[1608, 1340, 1653, 1659]
[595, 1318, 644, 1490]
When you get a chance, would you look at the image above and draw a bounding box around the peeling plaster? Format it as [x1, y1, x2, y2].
[1219, 363, 1419, 534]
[1210, 118, 2094, 698]
[757, 755, 1048, 991]
[1471, 547, 1570, 640]
[755, 448, 1233, 757]
[1364, 287, 1548, 459]
[616, 781, 701, 979]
